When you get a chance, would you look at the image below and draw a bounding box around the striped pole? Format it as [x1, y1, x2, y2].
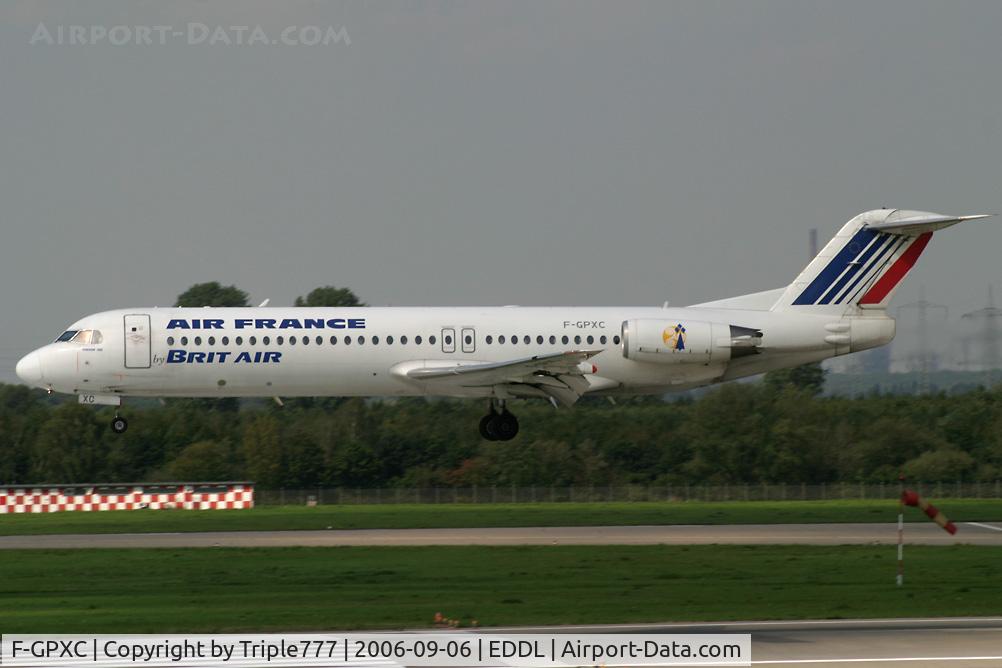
[897, 493, 904, 587]
[896, 474, 905, 586]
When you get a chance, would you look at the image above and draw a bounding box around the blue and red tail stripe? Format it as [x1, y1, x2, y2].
[792, 227, 928, 306]
[839, 235, 909, 305]
[817, 232, 893, 304]
[792, 228, 880, 305]
[859, 232, 933, 304]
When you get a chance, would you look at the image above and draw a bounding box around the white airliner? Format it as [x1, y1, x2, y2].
[15, 209, 992, 440]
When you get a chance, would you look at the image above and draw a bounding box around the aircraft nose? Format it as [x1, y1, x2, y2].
[15, 351, 43, 386]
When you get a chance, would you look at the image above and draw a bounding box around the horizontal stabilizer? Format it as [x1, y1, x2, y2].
[868, 212, 993, 235]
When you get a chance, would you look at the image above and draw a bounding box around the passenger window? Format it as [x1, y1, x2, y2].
[358, 336, 366, 345]
[561, 335, 569, 344]
[524, 335, 530, 344]
[415, 335, 422, 344]
[587, 335, 594, 344]
[316, 336, 323, 345]
[277, 336, 284, 345]
[302, 336, 309, 345]
[167, 336, 175, 346]
[613, 335, 621, 345]
[345, 336, 352, 345]
[574, 335, 581, 344]
[289, 336, 296, 346]
[549, 335, 556, 344]
[262, 336, 269, 345]
[372, 336, 379, 345]
[401, 335, 408, 344]
[465, 335, 473, 345]
[330, 336, 338, 345]
[236, 336, 243, 345]
[181, 336, 189, 345]
[444, 334, 453, 345]
[536, 335, 543, 344]
[194, 336, 202, 346]
[429, 335, 436, 345]
[499, 335, 506, 344]
[511, 335, 518, 344]
[387, 335, 394, 344]
[222, 336, 229, 345]
[486, 335, 493, 344]
[600, 335, 607, 344]
[208, 337, 216, 346]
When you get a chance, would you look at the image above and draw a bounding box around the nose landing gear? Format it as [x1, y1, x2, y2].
[478, 400, 519, 441]
[111, 414, 128, 434]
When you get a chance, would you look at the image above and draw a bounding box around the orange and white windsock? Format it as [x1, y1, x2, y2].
[901, 490, 957, 535]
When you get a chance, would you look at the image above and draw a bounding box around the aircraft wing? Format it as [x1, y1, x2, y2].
[399, 349, 606, 406]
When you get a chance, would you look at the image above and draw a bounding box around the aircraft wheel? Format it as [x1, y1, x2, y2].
[478, 413, 498, 441]
[494, 411, 519, 441]
[111, 416, 128, 434]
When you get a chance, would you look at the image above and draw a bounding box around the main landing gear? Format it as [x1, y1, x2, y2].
[479, 400, 519, 441]
[111, 414, 128, 434]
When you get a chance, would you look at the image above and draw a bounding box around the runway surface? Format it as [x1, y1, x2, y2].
[3, 527, 1001, 666]
[485, 617, 1002, 666]
[2, 521, 1002, 548]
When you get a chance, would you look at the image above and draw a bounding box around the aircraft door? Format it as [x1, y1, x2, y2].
[461, 327, 476, 353]
[441, 328, 456, 353]
[124, 314, 151, 369]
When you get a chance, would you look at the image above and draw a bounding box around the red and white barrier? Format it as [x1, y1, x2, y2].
[0, 482, 254, 514]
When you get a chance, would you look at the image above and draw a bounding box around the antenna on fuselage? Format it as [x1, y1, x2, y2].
[258, 299, 270, 307]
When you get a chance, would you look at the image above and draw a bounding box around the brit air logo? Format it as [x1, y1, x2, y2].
[663, 323, 686, 351]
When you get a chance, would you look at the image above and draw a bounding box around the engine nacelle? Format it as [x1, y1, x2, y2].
[621, 319, 762, 365]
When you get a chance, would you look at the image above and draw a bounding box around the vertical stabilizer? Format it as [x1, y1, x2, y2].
[772, 209, 990, 314]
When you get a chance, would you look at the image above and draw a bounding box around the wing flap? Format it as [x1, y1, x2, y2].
[397, 349, 608, 406]
[405, 349, 603, 385]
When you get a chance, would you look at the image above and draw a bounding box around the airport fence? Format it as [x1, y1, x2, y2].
[255, 481, 1002, 506]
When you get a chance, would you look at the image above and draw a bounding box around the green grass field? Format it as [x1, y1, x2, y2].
[2, 499, 1001, 536]
[1, 545, 1000, 632]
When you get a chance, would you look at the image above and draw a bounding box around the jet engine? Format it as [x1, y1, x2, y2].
[621, 319, 762, 365]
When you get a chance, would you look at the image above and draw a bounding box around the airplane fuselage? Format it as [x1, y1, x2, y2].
[16, 305, 890, 400]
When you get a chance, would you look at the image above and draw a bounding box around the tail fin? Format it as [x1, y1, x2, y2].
[772, 209, 992, 313]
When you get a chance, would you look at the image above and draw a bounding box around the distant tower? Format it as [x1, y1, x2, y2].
[896, 285, 948, 393]
[960, 285, 1002, 378]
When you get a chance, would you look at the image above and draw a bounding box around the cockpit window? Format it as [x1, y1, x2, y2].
[73, 330, 103, 344]
[58, 330, 103, 345]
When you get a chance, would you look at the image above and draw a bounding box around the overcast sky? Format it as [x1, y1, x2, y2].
[2, 1, 1001, 379]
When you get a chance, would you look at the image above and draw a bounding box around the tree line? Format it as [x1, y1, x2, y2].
[2, 379, 1001, 488]
[1, 282, 999, 488]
